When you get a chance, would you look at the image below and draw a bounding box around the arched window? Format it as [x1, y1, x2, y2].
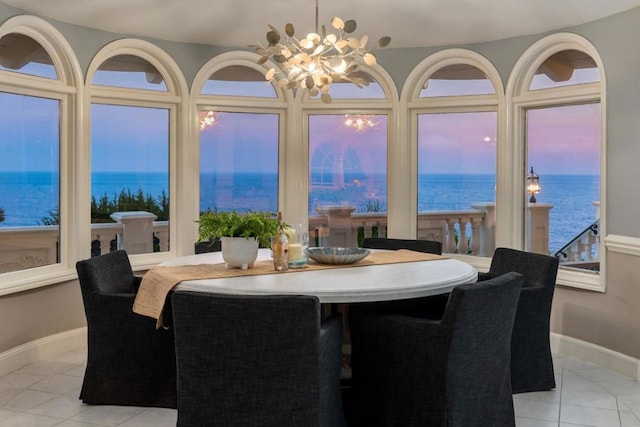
[202, 65, 276, 98]
[93, 54, 167, 91]
[192, 52, 290, 225]
[87, 39, 188, 262]
[0, 16, 81, 291]
[402, 50, 503, 256]
[506, 33, 604, 291]
[300, 64, 397, 246]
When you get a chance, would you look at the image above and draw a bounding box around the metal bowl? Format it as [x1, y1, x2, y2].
[304, 247, 370, 265]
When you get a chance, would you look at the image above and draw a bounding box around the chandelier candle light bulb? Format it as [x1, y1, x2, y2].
[252, 5, 391, 103]
[344, 114, 377, 131]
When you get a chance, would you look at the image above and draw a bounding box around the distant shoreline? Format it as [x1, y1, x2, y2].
[0, 171, 599, 253]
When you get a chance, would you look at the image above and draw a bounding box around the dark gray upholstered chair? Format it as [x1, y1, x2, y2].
[361, 237, 442, 255]
[76, 250, 177, 408]
[478, 247, 560, 394]
[356, 237, 447, 318]
[172, 292, 345, 427]
[350, 272, 523, 427]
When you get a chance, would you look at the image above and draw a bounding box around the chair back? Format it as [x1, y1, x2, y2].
[172, 292, 341, 427]
[489, 247, 559, 293]
[194, 238, 221, 253]
[75, 249, 177, 408]
[488, 247, 560, 393]
[442, 272, 523, 426]
[361, 237, 442, 254]
[76, 250, 136, 296]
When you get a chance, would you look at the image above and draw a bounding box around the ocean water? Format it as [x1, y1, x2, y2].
[0, 171, 599, 253]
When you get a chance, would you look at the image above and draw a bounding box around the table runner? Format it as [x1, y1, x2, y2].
[133, 249, 444, 328]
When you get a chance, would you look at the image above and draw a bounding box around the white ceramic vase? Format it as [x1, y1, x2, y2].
[221, 236, 259, 269]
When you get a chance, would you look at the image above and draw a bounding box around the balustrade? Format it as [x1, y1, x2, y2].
[1, 203, 582, 274]
[554, 220, 599, 269]
[0, 225, 59, 273]
[310, 208, 488, 256]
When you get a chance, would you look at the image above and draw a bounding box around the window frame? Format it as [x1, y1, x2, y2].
[506, 33, 606, 292]
[0, 16, 82, 295]
[191, 51, 292, 229]
[401, 49, 504, 271]
[85, 39, 189, 270]
[299, 61, 398, 235]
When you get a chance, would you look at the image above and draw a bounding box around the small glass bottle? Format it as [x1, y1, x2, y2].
[273, 212, 289, 271]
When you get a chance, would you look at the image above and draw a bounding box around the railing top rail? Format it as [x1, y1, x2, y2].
[0, 225, 59, 233]
[554, 219, 599, 259]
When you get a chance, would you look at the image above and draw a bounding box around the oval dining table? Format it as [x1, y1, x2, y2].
[161, 249, 478, 303]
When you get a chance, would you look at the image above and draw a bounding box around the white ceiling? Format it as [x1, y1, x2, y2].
[1, 0, 639, 49]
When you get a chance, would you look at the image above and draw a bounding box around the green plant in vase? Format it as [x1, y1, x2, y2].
[197, 210, 285, 248]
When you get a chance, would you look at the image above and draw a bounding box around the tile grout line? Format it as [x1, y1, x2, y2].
[557, 366, 563, 427]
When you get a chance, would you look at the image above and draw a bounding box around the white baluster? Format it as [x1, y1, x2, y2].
[446, 218, 458, 254]
[458, 218, 469, 255]
[98, 235, 112, 254]
[470, 217, 482, 256]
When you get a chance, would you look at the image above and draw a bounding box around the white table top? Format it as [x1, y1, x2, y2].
[163, 249, 477, 303]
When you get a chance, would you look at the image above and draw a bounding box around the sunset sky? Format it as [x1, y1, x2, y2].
[0, 70, 601, 177]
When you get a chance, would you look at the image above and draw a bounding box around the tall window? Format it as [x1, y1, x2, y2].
[522, 48, 601, 271]
[0, 31, 63, 274]
[509, 36, 604, 289]
[0, 93, 60, 272]
[304, 68, 394, 247]
[193, 56, 286, 223]
[308, 114, 388, 214]
[418, 112, 496, 203]
[90, 103, 169, 235]
[525, 103, 600, 259]
[409, 57, 500, 256]
[88, 42, 181, 257]
[200, 111, 279, 213]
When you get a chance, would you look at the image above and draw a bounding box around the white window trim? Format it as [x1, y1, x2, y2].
[0, 16, 82, 296]
[506, 32, 606, 292]
[400, 48, 504, 270]
[190, 51, 291, 243]
[85, 39, 189, 269]
[298, 62, 399, 235]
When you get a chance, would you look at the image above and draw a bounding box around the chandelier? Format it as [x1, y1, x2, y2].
[252, 0, 391, 103]
[199, 110, 219, 130]
[344, 114, 377, 131]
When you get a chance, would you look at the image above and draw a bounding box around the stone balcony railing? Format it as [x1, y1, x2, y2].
[0, 225, 59, 274]
[553, 220, 600, 271]
[0, 212, 169, 273]
[309, 207, 492, 256]
[0, 203, 578, 274]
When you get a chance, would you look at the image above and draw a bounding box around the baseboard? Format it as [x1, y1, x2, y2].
[0, 327, 87, 377]
[551, 332, 640, 381]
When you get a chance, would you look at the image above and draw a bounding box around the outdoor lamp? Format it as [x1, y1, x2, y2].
[526, 166, 541, 203]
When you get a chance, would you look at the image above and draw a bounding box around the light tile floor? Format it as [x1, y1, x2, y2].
[515, 353, 640, 427]
[0, 348, 639, 426]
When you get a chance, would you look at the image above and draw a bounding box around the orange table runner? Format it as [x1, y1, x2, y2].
[133, 250, 444, 328]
